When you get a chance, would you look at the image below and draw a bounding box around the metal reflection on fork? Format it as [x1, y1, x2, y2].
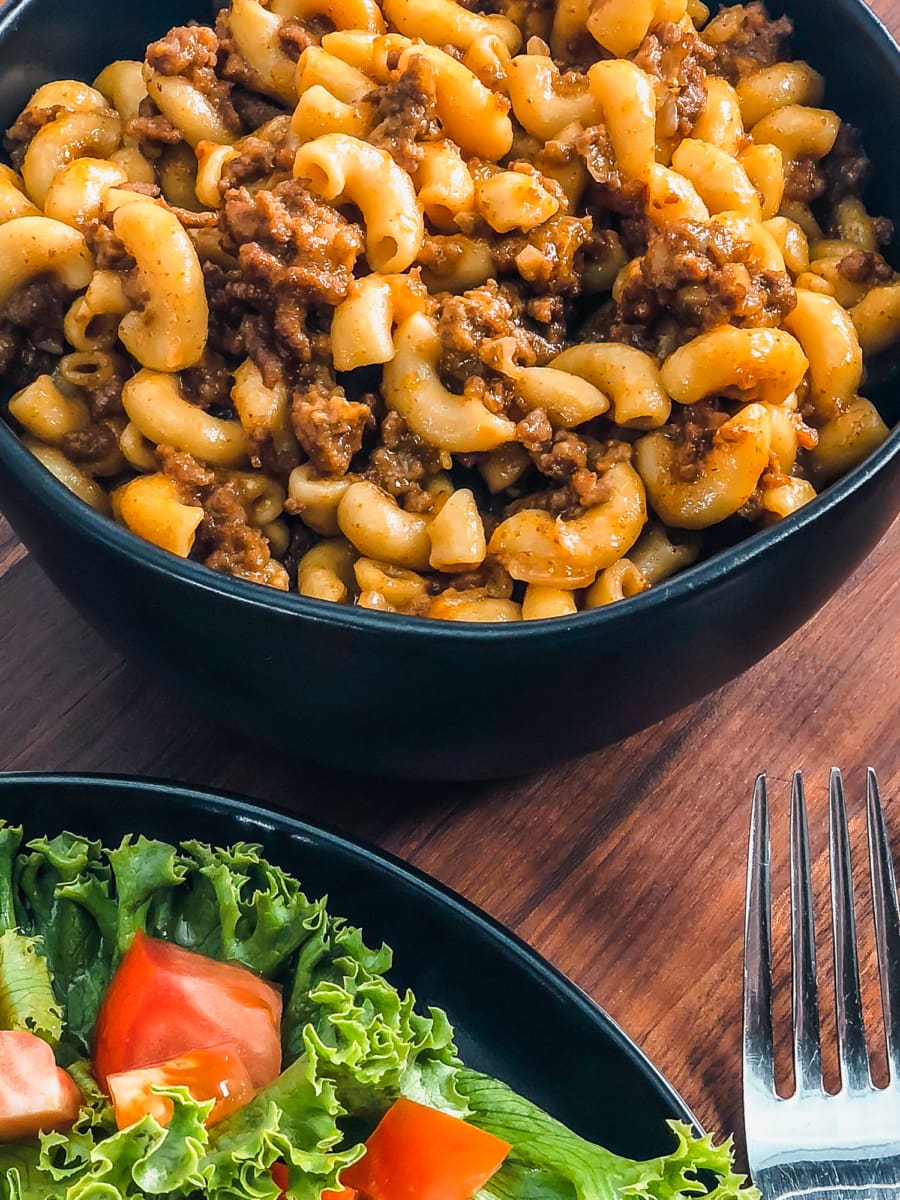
[743, 768, 900, 1200]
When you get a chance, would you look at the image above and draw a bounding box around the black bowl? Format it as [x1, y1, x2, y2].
[0, 771, 698, 1156]
[0, 0, 897, 781]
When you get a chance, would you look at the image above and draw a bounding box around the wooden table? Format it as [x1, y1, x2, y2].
[1, 3, 899, 1161]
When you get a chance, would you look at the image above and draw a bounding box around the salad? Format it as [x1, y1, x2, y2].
[0, 822, 756, 1200]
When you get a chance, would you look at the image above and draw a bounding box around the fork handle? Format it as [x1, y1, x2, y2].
[757, 1166, 900, 1200]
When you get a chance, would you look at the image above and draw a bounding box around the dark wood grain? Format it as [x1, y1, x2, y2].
[0, 0, 898, 1159]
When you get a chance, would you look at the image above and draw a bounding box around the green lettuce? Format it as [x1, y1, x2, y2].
[0, 825, 757, 1200]
[0, 931, 63, 1046]
[0, 822, 22, 932]
[283, 912, 466, 1121]
[458, 1072, 754, 1200]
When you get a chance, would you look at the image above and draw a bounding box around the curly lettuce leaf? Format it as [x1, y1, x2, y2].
[0, 931, 63, 1046]
[201, 1053, 362, 1200]
[458, 1072, 758, 1200]
[0, 822, 23, 933]
[13, 834, 113, 1062]
[283, 910, 466, 1120]
[105, 838, 188, 958]
[19, 1056, 361, 1200]
[40, 1088, 208, 1199]
[173, 841, 323, 976]
[0, 1145, 46, 1200]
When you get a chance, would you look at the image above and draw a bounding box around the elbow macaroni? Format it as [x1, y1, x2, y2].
[294, 133, 424, 271]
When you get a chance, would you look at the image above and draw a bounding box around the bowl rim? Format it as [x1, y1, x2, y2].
[0, 0, 897, 642]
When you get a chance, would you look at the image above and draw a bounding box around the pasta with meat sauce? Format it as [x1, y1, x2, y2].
[0, 0, 895, 620]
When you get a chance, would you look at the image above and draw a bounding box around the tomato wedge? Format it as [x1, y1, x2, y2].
[343, 1099, 510, 1200]
[107, 1042, 255, 1130]
[93, 930, 282, 1090]
[0, 1030, 81, 1142]
[271, 1164, 356, 1200]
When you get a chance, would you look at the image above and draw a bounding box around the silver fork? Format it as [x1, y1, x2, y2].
[743, 768, 900, 1200]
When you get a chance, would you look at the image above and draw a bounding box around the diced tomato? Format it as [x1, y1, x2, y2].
[107, 1042, 255, 1130]
[0, 1030, 81, 1142]
[343, 1099, 510, 1200]
[93, 930, 282, 1091]
[271, 1164, 357, 1200]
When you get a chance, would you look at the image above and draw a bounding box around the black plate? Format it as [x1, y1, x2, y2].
[0, 772, 696, 1158]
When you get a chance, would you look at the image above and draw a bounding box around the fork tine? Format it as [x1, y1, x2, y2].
[790, 772, 823, 1094]
[829, 767, 871, 1092]
[866, 767, 900, 1084]
[744, 774, 776, 1101]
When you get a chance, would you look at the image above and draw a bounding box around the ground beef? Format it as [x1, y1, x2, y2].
[85, 215, 136, 277]
[291, 373, 373, 475]
[668, 401, 731, 481]
[365, 412, 443, 507]
[223, 137, 276, 189]
[85, 357, 132, 418]
[159, 444, 214, 492]
[493, 214, 601, 298]
[277, 16, 318, 60]
[60, 419, 119, 464]
[505, 439, 621, 517]
[367, 56, 442, 173]
[201, 485, 289, 587]
[818, 126, 894, 244]
[0, 331, 57, 386]
[837, 249, 894, 286]
[280, 520, 317, 581]
[4, 280, 71, 355]
[436, 280, 562, 391]
[147, 24, 242, 134]
[0, 328, 19, 375]
[4, 106, 61, 169]
[222, 181, 362, 305]
[148, 24, 216, 75]
[0, 279, 73, 384]
[221, 123, 295, 191]
[632, 21, 714, 140]
[783, 156, 825, 204]
[210, 180, 364, 382]
[576, 126, 648, 221]
[617, 219, 796, 338]
[248, 427, 300, 478]
[181, 353, 233, 408]
[159, 444, 289, 589]
[125, 100, 184, 158]
[704, 2, 793, 84]
[821, 123, 869, 205]
[230, 87, 286, 132]
[515, 408, 552, 453]
[436, 558, 513, 598]
[580, 299, 666, 355]
[530, 428, 590, 481]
